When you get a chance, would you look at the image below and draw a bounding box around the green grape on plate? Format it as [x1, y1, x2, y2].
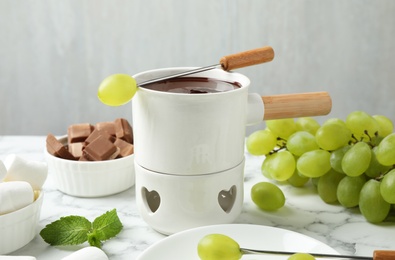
[197, 234, 242, 260]
[288, 253, 316, 260]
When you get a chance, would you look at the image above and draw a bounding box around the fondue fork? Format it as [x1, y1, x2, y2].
[240, 248, 394, 260]
[137, 46, 275, 86]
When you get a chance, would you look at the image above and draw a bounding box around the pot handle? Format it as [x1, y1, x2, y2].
[247, 91, 332, 125]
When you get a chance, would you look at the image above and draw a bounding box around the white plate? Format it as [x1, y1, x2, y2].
[137, 224, 339, 260]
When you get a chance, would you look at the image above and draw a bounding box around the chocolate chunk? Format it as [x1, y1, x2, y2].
[84, 129, 115, 146]
[68, 142, 84, 159]
[67, 123, 94, 143]
[78, 153, 90, 161]
[83, 135, 119, 161]
[95, 121, 116, 136]
[46, 134, 76, 160]
[114, 118, 133, 144]
[114, 138, 134, 158]
[48, 118, 133, 161]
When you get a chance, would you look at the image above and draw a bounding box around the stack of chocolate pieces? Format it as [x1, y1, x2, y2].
[46, 118, 134, 161]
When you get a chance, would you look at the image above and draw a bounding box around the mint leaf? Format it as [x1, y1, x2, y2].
[39, 209, 123, 248]
[92, 209, 123, 242]
[40, 216, 92, 246]
[87, 229, 102, 248]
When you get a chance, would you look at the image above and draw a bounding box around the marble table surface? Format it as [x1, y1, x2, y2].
[1, 135, 394, 259]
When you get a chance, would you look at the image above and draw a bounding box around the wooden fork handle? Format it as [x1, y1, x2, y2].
[373, 250, 395, 260]
[220, 46, 275, 71]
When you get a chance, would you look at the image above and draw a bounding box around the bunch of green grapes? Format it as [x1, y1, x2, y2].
[247, 111, 395, 223]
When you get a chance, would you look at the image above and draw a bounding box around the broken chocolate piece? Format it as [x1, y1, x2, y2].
[78, 153, 90, 161]
[84, 129, 115, 146]
[95, 121, 116, 136]
[46, 134, 76, 160]
[68, 142, 84, 159]
[47, 118, 133, 161]
[82, 135, 119, 161]
[67, 123, 94, 143]
[114, 138, 134, 158]
[114, 118, 133, 144]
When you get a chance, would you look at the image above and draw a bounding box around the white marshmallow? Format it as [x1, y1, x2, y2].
[61, 247, 109, 260]
[0, 181, 34, 215]
[0, 256, 37, 260]
[3, 154, 48, 190]
[0, 160, 6, 181]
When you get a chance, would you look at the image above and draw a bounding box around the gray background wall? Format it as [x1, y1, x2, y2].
[1, 0, 394, 135]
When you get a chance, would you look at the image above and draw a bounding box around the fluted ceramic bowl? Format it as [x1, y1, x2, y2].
[45, 135, 135, 197]
[0, 192, 44, 254]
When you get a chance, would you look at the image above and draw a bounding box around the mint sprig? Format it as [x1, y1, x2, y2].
[40, 209, 123, 248]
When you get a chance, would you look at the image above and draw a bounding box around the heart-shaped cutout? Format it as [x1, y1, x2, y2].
[218, 185, 237, 213]
[142, 187, 161, 213]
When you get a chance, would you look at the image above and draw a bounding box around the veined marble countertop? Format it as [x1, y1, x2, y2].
[1, 135, 394, 259]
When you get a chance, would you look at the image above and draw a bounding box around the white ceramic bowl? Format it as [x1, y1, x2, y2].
[0, 192, 44, 255]
[45, 135, 135, 197]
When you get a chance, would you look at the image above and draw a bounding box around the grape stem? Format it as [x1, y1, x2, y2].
[350, 131, 380, 149]
[269, 137, 287, 155]
[351, 134, 360, 143]
[269, 147, 287, 155]
[364, 130, 380, 148]
[375, 166, 395, 181]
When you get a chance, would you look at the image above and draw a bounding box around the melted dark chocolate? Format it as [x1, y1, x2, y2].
[142, 77, 241, 94]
